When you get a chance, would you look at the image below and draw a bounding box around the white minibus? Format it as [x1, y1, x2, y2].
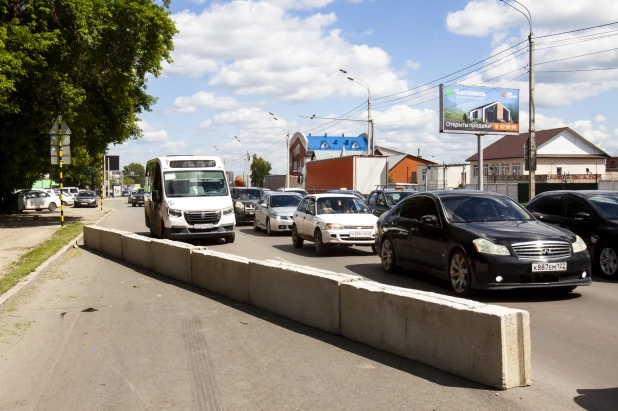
[144, 156, 236, 242]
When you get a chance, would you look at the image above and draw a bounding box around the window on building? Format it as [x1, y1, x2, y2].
[320, 141, 330, 149]
[483, 164, 488, 176]
[512, 163, 521, 175]
[411, 171, 417, 183]
[557, 167, 562, 176]
[611, 161, 616, 168]
[351, 141, 360, 149]
[473, 165, 478, 177]
[502, 163, 509, 175]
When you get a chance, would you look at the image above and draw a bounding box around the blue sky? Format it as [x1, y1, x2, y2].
[108, 0, 618, 176]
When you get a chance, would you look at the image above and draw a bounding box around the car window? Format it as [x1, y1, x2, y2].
[306, 198, 316, 215]
[417, 196, 440, 219]
[385, 191, 413, 205]
[298, 198, 310, 213]
[400, 196, 423, 220]
[271, 195, 301, 208]
[316, 197, 369, 214]
[561, 196, 590, 219]
[588, 195, 618, 219]
[367, 192, 377, 205]
[529, 195, 562, 215]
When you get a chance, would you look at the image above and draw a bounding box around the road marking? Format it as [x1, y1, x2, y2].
[275, 256, 292, 264]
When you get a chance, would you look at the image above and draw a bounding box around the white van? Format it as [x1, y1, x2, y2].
[61, 187, 80, 196]
[144, 156, 236, 242]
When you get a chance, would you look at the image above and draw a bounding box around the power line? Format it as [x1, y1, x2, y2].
[537, 67, 618, 73]
[535, 21, 618, 39]
[535, 46, 618, 66]
[535, 29, 618, 47]
[302, 100, 367, 134]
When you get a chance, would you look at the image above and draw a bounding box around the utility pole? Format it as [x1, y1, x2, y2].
[477, 134, 484, 191]
[339, 69, 373, 155]
[269, 112, 290, 188]
[246, 151, 250, 188]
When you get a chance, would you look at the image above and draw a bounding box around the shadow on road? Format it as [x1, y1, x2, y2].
[271, 243, 375, 259]
[237, 227, 289, 237]
[573, 387, 618, 411]
[0, 213, 85, 228]
[81, 246, 494, 392]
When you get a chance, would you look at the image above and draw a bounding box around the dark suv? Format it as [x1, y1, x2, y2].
[366, 189, 416, 217]
[231, 187, 264, 223]
[526, 190, 618, 278]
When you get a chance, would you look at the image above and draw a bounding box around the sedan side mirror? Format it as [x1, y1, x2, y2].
[574, 212, 591, 220]
[260, 202, 267, 208]
[420, 215, 439, 226]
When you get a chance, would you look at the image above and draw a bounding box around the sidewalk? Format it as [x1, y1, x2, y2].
[0, 198, 122, 279]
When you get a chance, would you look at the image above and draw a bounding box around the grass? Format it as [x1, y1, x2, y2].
[0, 222, 84, 297]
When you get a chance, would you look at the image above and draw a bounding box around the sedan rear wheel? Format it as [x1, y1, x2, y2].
[253, 218, 261, 231]
[381, 237, 398, 273]
[314, 229, 328, 256]
[266, 218, 272, 236]
[449, 251, 473, 298]
[48, 202, 57, 212]
[598, 245, 618, 278]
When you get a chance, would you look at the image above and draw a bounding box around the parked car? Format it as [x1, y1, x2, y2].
[52, 189, 75, 206]
[231, 187, 263, 223]
[291, 194, 378, 255]
[375, 190, 591, 297]
[23, 189, 60, 211]
[74, 191, 99, 208]
[132, 189, 145, 207]
[526, 190, 618, 279]
[282, 188, 308, 197]
[254, 192, 303, 235]
[122, 189, 131, 197]
[326, 189, 366, 201]
[366, 189, 416, 217]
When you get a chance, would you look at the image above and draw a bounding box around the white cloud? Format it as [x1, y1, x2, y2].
[138, 120, 168, 143]
[162, 141, 187, 150]
[594, 114, 606, 122]
[170, 91, 240, 114]
[406, 60, 420, 70]
[167, 1, 408, 101]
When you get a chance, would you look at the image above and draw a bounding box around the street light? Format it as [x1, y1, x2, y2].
[269, 112, 290, 188]
[340, 68, 373, 156]
[501, 0, 535, 200]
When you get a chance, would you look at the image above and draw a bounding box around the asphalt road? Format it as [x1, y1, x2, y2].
[0, 198, 616, 410]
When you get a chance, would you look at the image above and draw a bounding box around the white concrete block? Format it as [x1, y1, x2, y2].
[151, 239, 194, 284]
[248, 260, 361, 334]
[122, 234, 152, 271]
[83, 225, 101, 251]
[99, 228, 125, 259]
[191, 250, 250, 303]
[340, 281, 531, 389]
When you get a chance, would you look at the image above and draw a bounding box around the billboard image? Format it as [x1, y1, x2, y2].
[439, 84, 520, 135]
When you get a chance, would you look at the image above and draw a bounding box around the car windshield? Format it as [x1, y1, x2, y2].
[270, 195, 302, 208]
[163, 170, 228, 197]
[385, 191, 413, 205]
[588, 195, 618, 220]
[237, 189, 262, 200]
[441, 195, 532, 222]
[317, 197, 370, 215]
[79, 192, 95, 198]
[288, 190, 308, 196]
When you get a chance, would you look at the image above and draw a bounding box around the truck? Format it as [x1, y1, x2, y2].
[303, 156, 388, 195]
[263, 174, 287, 191]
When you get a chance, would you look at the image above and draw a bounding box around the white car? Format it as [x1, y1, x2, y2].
[291, 194, 379, 255]
[23, 189, 61, 212]
[254, 192, 303, 235]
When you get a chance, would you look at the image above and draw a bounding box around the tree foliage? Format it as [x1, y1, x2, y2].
[250, 154, 272, 187]
[122, 162, 145, 187]
[0, 0, 176, 210]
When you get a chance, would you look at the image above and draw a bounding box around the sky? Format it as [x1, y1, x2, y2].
[107, 0, 618, 176]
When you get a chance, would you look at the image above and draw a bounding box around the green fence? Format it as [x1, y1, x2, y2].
[518, 183, 598, 204]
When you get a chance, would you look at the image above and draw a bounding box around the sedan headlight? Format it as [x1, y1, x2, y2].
[234, 201, 244, 209]
[168, 208, 182, 218]
[473, 238, 510, 256]
[325, 223, 344, 230]
[572, 235, 587, 253]
[222, 206, 233, 215]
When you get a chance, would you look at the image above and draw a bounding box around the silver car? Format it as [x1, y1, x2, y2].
[254, 192, 303, 235]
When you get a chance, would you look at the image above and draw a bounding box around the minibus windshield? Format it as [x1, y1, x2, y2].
[163, 170, 228, 197]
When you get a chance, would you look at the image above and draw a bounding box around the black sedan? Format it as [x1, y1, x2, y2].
[375, 190, 591, 297]
[74, 191, 99, 208]
[132, 189, 145, 207]
[526, 190, 618, 279]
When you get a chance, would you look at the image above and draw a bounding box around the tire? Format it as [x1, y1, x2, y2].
[449, 250, 473, 298]
[48, 202, 57, 212]
[371, 244, 378, 255]
[266, 218, 272, 236]
[145, 213, 150, 229]
[132, 203, 136, 207]
[597, 244, 618, 279]
[292, 225, 304, 248]
[254, 218, 261, 231]
[225, 233, 236, 244]
[380, 237, 398, 273]
[314, 229, 328, 256]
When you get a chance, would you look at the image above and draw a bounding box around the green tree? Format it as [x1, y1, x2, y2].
[0, 0, 176, 211]
[122, 162, 145, 187]
[250, 154, 272, 187]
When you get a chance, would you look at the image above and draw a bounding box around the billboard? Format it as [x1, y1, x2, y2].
[439, 84, 520, 135]
[105, 155, 120, 171]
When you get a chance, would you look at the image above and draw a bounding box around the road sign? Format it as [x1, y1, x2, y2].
[50, 134, 71, 146]
[50, 146, 71, 165]
[49, 116, 72, 136]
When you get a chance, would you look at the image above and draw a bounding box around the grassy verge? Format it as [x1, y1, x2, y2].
[0, 222, 84, 296]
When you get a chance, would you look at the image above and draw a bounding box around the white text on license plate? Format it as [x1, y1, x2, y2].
[349, 231, 371, 238]
[194, 223, 213, 229]
[532, 262, 567, 272]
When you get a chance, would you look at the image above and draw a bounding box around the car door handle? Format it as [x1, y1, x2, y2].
[409, 227, 419, 232]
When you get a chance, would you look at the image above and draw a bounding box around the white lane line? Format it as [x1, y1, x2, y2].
[275, 256, 292, 264]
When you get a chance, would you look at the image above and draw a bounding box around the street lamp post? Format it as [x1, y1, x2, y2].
[269, 112, 290, 188]
[502, 0, 535, 200]
[339, 69, 373, 156]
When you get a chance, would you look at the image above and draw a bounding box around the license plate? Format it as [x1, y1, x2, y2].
[532, 262, 567, 272]
[81, 202, 89, 205]
[194, 224, 213, 229]
[349, 231, 372, 238]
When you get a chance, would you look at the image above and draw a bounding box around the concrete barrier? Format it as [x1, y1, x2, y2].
[248, 260, 362, 334]
[340, 281, 531, 389]
[122, 233, 153, 271]
[99, 228, 125, 259]
[150, 239, 195, 284]
[83, 225, 101, 251]
[192, 250, 250, 304]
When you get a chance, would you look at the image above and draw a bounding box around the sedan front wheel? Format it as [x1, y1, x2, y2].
[598, 245, 618, 278]
[449, 250, 473, 298]
[381, 237, 398, 273]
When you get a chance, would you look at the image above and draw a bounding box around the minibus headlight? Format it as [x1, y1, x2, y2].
[222, 207, 233, 215]
[168, 208, 182, 218]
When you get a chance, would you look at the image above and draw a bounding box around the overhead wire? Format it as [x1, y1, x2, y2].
[535, 21, 618, 39]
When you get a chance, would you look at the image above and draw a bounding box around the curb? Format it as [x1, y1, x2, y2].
[0, 208, 116, 313]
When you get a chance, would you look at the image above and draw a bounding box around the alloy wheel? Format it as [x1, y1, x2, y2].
[599, 247, 618, 277]
[450, 252, 470, 296]
[266, 218, 272, 236]
[382, 239, 395, 272]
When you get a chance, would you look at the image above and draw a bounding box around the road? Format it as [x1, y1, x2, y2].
[0, 198, 616, 410]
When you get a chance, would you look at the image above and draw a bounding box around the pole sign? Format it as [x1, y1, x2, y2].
[439, 84, 520, 135]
